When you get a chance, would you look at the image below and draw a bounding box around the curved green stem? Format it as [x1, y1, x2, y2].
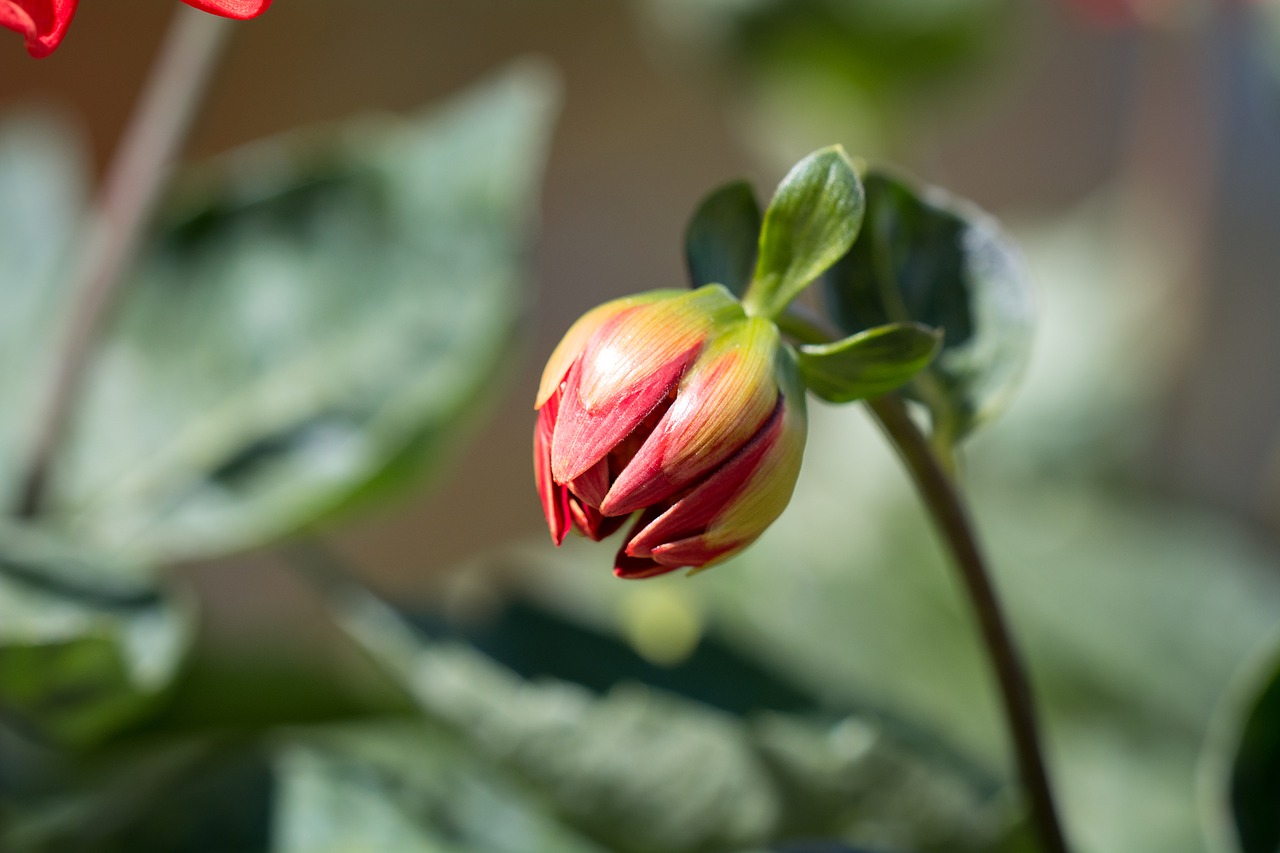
[14, 7, 233, 518]
[868, 394, 1071, 853]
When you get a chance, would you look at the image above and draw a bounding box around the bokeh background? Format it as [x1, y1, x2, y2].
[2, 1, 1280, 852]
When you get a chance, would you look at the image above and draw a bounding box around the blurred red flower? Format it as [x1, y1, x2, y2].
[1, 0, 270, 58]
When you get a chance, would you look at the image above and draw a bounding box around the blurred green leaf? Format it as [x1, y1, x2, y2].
[685, 180, 762, 296]
[1223, 643, 1280, 853]
[271, 723, 608, 853]
[0, 529, 188, 748]
[332, 586, 1016, 853]
[37, 64, 558, 564]
[2, 571, 1017, 853]
[746, 146, 864, 319]
[796, 322, 941, 403]
[822, 168, 1032, 443]
[1, 737, 275, 853]
[6, 720, 611, 853]
[134, 559, 416, 737]
[0, 113, 87, 493]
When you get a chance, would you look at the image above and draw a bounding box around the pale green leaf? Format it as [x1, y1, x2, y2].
[43, 64, 559, 565]
[745, 146, 864, 319]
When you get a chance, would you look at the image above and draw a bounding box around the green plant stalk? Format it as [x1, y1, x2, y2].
[867, 393, 1071, 853]
[14, 6, 233, 518]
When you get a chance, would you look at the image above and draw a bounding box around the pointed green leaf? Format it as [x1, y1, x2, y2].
[822, 168, 1032, 443]
[796, 322, 941, 403]
[685, 180, 762, 296]
[744, 146, 864, 319]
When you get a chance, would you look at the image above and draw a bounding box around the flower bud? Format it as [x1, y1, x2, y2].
[534, 285, 806, 578]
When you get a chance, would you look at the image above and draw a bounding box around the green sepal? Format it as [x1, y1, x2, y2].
[795, 322, 941, 403]
[743, 146, 864, 319]
[684, 180, 761, 297]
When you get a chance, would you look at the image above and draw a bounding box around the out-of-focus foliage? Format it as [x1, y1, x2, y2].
[0, 64, 557, 570]
[686, 181, 762, 297]
[822, 168, 1034, 444]
[2, 574, 1027, 853]
[0, 527, 187, 748]
[338, 588, 1019, 853]
[636, 0, 1017, 161]
[1214, 641, 1280, 853]
[0, 114, 87, 498]
[270, 723, 608, 853]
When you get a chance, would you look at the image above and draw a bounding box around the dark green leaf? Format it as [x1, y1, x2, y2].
[685, 180, 762, 296]
[1225, 646, 1280, 853]
[1, 738, 276, 853]
[822, 167, 1032, 443]
[745, 146, 864, 319]
[796, 322, 941, 403]
[0, 528, 188, 748]
[42, 64, 559, 564]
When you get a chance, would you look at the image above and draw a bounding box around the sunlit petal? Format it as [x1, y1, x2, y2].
[602, 317, 779, 516]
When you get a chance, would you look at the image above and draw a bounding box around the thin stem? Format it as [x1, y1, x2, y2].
[867, 394, 1070, 853]
[14, 7, 233, 518]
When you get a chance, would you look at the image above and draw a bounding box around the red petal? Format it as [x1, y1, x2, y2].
[534, 391, 570, 546]
[567, 454, 610, 509]
[649, 537, 738, 568]
[536, 293, 675, 409]
[624, 401, 783, 559]
[612, 509, 678, 578]
[601, 319, 778, 516]
[613, 551, 679, 579]
[181, 0, 271, 19]
[550, 348, 692, 485]
[1, 0, 76, 57]
[568, 497, 628, 542]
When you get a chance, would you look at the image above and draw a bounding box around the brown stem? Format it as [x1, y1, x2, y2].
[14, 7, 233, 518]
[868, 394, 1071, 853]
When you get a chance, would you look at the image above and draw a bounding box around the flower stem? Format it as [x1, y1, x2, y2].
[14, 7, 233, 519]
[867, 394, 1071, 853]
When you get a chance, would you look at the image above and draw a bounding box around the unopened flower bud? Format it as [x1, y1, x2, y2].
[535, 285, 806, 578]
